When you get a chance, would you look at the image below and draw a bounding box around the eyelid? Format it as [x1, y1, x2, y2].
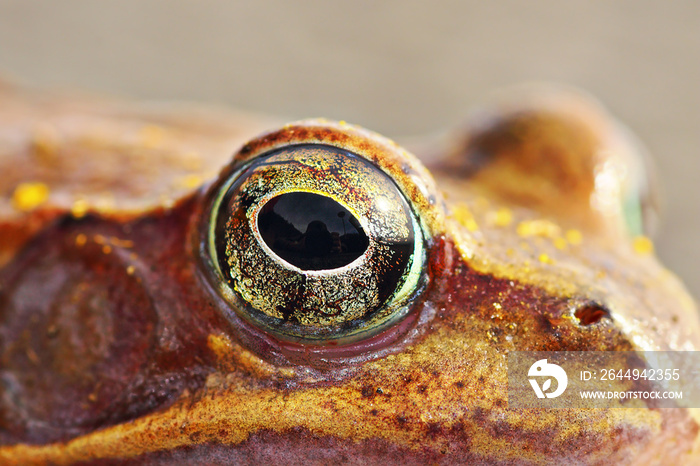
[230, 119, 446, 239]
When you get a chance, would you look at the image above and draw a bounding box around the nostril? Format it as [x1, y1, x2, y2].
[574, 303, 611, 325]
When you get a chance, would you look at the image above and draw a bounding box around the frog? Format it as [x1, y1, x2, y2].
[0, 80, 699, 464]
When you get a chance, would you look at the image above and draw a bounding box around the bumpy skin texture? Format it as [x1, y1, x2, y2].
[0, 82, 699, 464]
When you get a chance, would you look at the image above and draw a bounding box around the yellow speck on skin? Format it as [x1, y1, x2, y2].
[492, 208, 513, 227]
[126, 265, 135, 275]
[102, 245, 112, 255]
[178, 174, 203, 190]
[632, 236, 654, 255]
[452, 204, 479, 231]
[553, 237, 567, 250]
[516, 219, 561, 239]
[538, 253, 553, 264]
[338, 120, 347, 126]
[75, 234, 87, 247]
[72, 199, 89, 218]
[565, 229, 583, 245]
[493, 303, 502, 310]
[12, 182, 50, 211]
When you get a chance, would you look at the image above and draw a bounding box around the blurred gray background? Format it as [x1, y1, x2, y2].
[0, 1, 697, 298]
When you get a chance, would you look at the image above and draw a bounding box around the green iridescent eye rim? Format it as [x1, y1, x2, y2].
[205, 143, 427, 345]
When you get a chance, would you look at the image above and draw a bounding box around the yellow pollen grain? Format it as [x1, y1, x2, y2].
[102, 245, 112, 255]
[75, 233, 87, 247]
[492, 207, 513, 227]
[632, 236, 654, 255]
[339, 120, 347, 126]
[565, 229, 583, 245]
[452, 204, 479, 231]
[126, 265, 135, 275]
[516, 219, 560, 238]
[178, 174, 203, 190]
[11, 182, 50, 211]
[72, 199, 89, 218]
[493, 303, 502, 310]
[538, 253, 553, 264]
[553, 237, 567, 250]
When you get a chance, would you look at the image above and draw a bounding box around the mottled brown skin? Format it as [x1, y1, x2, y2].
[1, 82, 699, 465]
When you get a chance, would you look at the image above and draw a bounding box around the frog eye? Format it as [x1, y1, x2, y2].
[203, 128, 430, 344]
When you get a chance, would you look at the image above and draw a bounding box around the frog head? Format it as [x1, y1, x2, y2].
[1, 86, 698, 464]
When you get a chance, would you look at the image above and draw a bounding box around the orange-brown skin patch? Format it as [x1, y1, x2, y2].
[1, 84, 699, 464]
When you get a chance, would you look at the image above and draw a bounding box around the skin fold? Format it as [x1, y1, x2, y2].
[0, 82, 698, 464]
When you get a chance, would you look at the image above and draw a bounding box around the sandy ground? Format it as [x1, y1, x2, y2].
[0, 1, 697, 299]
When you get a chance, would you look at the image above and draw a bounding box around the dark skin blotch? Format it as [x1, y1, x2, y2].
[361, 386, 375, 398]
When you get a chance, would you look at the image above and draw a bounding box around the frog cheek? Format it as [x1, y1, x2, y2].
[202, 139, 428, 345]
[0, 225, 157, 443]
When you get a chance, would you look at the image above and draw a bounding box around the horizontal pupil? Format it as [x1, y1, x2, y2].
[257, 192, 369, 271]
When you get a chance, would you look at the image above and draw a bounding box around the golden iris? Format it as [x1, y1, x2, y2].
[206, 144, 425, 343]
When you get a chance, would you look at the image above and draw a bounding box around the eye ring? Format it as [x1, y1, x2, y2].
[200, 120, 444, 346]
